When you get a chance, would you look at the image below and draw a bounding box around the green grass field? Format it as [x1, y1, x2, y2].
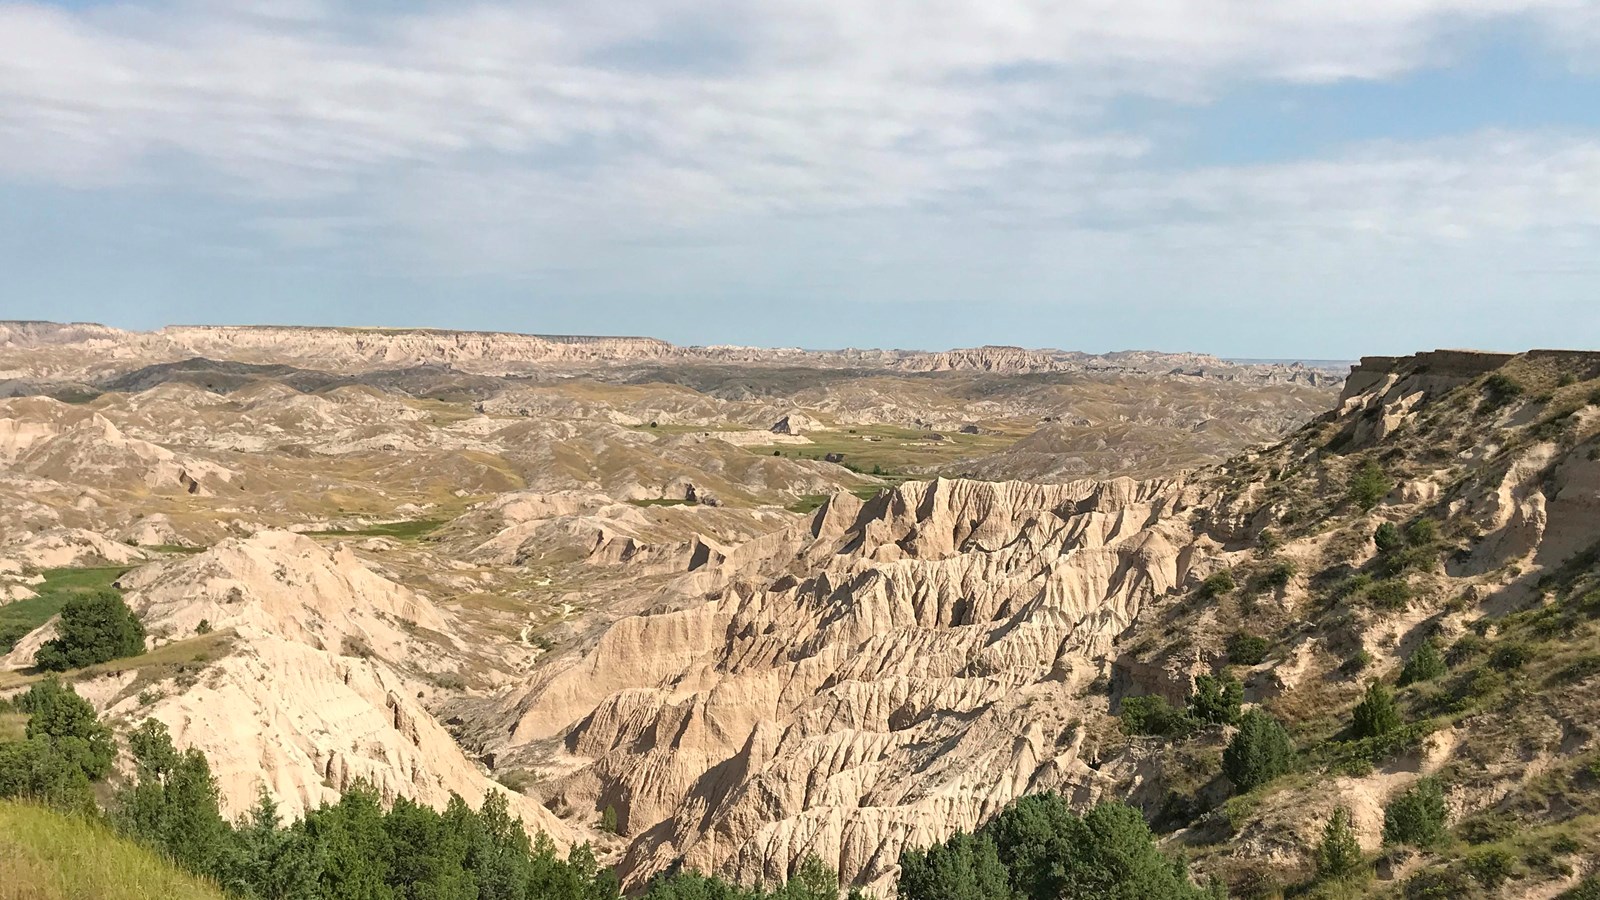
[304, 518, 446, 539]
[749, 424, 1022, 476]
[0, 801, 227, 900]
[0, 567, 132, 655]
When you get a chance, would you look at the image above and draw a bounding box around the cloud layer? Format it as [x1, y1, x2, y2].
[1, 0, 1598, 352]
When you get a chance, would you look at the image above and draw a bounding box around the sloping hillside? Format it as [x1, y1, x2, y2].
[0, 801, 227, 900]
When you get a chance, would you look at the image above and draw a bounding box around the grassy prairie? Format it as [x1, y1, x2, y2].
[0, 566, 133, 655]
[0, 801, 227, 900]
[749, 424, 1022, 476]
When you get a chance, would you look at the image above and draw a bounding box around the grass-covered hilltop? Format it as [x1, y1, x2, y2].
[4, 345, 1600, 900]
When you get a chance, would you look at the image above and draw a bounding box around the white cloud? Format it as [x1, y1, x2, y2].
[0, 0, 1598, 288]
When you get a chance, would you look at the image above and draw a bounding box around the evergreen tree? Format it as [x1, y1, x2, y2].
[303, 783, 396, 900]
[1398, 640, 1447, 686]
[1188, 674, 1243, 726]
[1351, 681, 1401, 739]
[224, 788, 326, 900]
[899, 832, 1011, 900]
[115, 718, 232, 877]
[1222, 711, 1293, 793]
[18, 677, 115, 781]
[1316, 807, 1364, 881]
[1383, 778, 1447, 847]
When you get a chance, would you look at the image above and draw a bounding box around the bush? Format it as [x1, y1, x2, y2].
[903, 795, 1214, 900]
[600, 805, 619, 834]
[1366, 578, 1412, 610]
[1352, 681, 1402, 739]
[1405, 867, 1472, 899]
[1200, 570, 1237, 600]
[1316, 806, 1365, 881]
[33, 588, 146, 671]
[1348, 462, 1391, 511]
[1481, 373, 1525, 411]
[1490, 641, 1534, 671]
[1120, 695, 1195, 738]
[1188, 674, 1243, 726]
[1398, 639, 1447, 686]
[1463, 846, 1516, 889]
[1223, 711, 1293, 793]
[1227, 632, 1270, 666]
[1384, 778, 1447, 847]
[1262, 559, 1297, 590]
[1374, 523, 1403, 552]
[1405, 519, 1439, 547]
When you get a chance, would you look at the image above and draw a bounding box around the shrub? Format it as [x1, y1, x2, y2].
[1463, 846, 1516, 889]
[1589, 388, 1600, 407]
[1561, 876, 1600, 900]
[1352, 681, 1402, 739]
[1384, 778, 1447, 847]
[1256, 529, 1282, 555]
[1200, 570, 1237, 600]
[1405, 868, 1472, 899]
[1447, 633, 1487, 666]
[1374, 523, 1403, 552]
[1316, 806, 1365, 881]
[32, 589, 146, 671]
[1348, 462, 1391, 511]
[1262, 559, 1297, 590]
[1188, 674, 1243, 726]
[1490, 641, 1533, 671]
[1399, 639, 1447, 686]
[195, 619, 212, 636]
[1366, 579, 1412, 610]
[1227, 632, 1270, 666]
[601, 805, 619, 834]
[1405, 519, 1439, 547]
[1119, 695, 1195, 738]
[1223, 711, 1293, 793]
[1481, 373, 1525, 411]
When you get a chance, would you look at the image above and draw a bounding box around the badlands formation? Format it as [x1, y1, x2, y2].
[6, 323, 1600, 896]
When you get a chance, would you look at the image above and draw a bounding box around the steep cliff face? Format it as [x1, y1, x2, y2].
[481, 476, 1201, 891]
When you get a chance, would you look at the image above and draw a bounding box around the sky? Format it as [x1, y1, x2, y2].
[2, 1, 1599, 356]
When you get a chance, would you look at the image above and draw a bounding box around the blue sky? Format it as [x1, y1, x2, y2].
[2, 0, 1599, 356]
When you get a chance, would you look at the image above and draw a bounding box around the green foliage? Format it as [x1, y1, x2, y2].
[1347, 461, 1391, 511]
[1560, 875, 1600, 899]
[1373, 522, 1403, 552]
[1398, 639, 1447, 686]
[1261, 560, 1297, 590]
[899, 833, 1011, 900]
[18, 677, 116, 781]
[1490, 641, 1533, 671]
[1462, 846, 1516, 889]
[600, 804, 619, 834]
[1403, 867, 1471, 899]
[1315, 807, 1364, 881]
[33, 588, 146, 671]
[1188, 674, 1243, 726]
[1383, 778, 1447, 847]
[1120, 695, 1195, 738]
[116, 719, 232, 877]
[901, 794, 1212, 900]
[1365, 579, 1412, 610]
[1223, 711, 1293, 793]
[1200, 570, 1237, 600]
[0, 679, 114, 812]
[1405, 519, 1439, 547]
[0, 566, 130, 655]
[1226, 632, 1270, 666]
[1481, 373, 1525, 411]
[1351, 682, 1402, 739]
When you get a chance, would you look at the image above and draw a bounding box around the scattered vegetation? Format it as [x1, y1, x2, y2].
[1226, 632, 1270, 666]
[0, 566, 131, 656]
[305, 518, 447, 539]
[1199, 570, 1237, 600]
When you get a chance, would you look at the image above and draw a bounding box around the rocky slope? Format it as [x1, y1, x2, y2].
[457, 348, 1600, 897]
[2, 322, 1342, 384]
